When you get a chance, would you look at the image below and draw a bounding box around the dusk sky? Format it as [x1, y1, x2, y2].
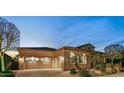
[2, 16, 124, 51]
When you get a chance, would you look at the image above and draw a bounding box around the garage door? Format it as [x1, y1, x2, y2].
[25, 62, 52, 69]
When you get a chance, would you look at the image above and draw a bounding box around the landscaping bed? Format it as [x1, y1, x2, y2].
[0, 70, 15, 77]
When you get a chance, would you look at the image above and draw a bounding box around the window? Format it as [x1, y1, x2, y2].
[44, 57, 49, 64]
[40, 57, 49, 63]
[81, 54, 87, 64]
[59, 56, 64, 61]
[25, 57, 39, 62]
[70, 52, 75, 64]
[69, 52, 87, 64]
[70, 52, 75, 57]
[45, 57, 48, 61]
[40, 58, 45, 61]
[76, 55, 80, 63]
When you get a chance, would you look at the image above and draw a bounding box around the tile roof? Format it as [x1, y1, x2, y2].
[18, 47, 56, 51]
[76, 43, 95, 48]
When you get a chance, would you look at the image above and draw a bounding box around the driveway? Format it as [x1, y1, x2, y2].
[15, 68, 80, 77]
[15, 68, 63, 77]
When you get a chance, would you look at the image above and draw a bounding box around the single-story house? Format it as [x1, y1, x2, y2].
[17, 43, 106, 71]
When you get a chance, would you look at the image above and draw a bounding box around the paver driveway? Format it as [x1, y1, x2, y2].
[15, 68, 63, 77]
[15, 68, 80, 77]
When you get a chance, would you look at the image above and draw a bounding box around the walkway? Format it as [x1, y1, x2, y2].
[103, 72, 124, 77]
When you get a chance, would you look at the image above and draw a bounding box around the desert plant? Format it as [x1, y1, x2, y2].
[95, 64, 101, 70]
[69, 69, 78, 74]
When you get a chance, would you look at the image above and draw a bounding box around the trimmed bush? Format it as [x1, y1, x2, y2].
[79, 69, 91, 77]
[69, 69, 78, 74]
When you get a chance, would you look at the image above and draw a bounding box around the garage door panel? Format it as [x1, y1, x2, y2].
[25, 62, 52, 69]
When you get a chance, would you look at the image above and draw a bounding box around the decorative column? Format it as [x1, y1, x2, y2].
[84, 56, 87, 64]
[104, 57, 106, 63]
[18, 56, 25, 70]
[83, 54, 87, 64]
[52, 58, 55, 68]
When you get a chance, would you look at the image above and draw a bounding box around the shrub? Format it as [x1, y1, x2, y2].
[69, 69, 78, 74]
[0, 70, 15, 77]
[2, 70, 13, 73]
[79, 69, 91, 77]
[112, 68, 118, 74]
[95, 64, 101, 70]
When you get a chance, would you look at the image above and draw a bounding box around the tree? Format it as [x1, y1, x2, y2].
[0, 17, 20, 72]
[70, 52, 82, 70]
[70, 52, 86, 70]
[104, 44, 124, 73]
[74, 53, 82, 70]
[70, 52, 91, 76]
